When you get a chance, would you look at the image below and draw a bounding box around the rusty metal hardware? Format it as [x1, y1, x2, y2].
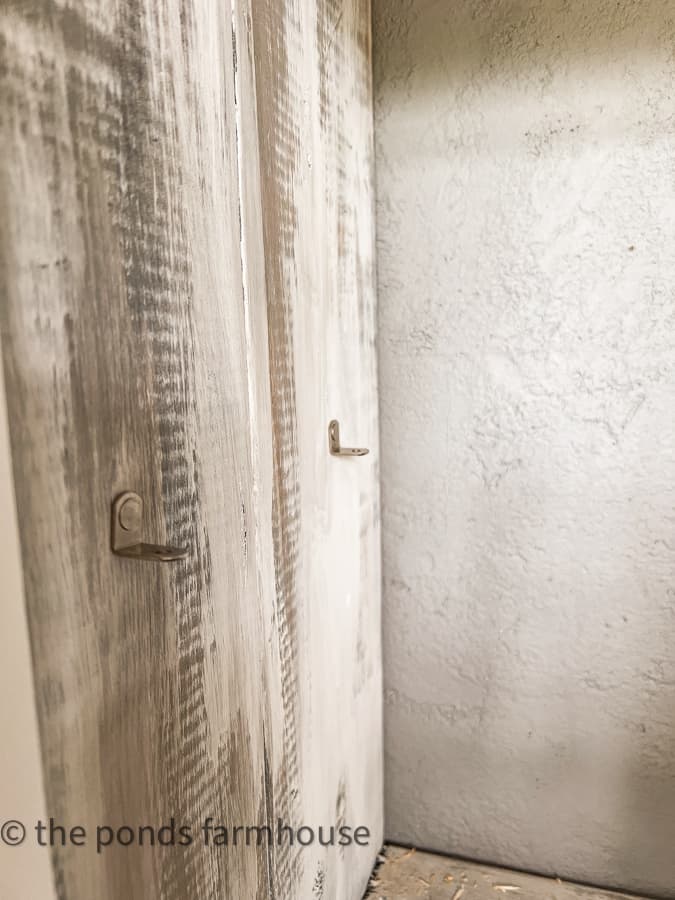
[111, 492, 188, 562]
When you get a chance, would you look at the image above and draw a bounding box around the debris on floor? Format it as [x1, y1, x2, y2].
[366, 846, 647, 900]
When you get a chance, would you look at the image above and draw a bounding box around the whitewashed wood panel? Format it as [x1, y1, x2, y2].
[0, 3, 279, 897]
[0, 0, 380, 897]
[250, 2, 383, 898]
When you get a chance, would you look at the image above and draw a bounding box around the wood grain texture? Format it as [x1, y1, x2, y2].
[0, 0, 380, 897]
[251, 2, 383, 898]
[0, 2, 277, 896]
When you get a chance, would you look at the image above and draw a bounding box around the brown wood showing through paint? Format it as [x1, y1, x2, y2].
[0, 1, 381, 898]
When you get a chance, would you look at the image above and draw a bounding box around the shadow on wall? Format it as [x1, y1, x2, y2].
[374, 0, 675, 157]
[374, 0, 675, 96]
[373, 0, 675, 896]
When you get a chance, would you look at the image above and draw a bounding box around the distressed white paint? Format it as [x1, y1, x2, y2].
[0, 1, 380, 897]
[374, 1, 675, 896]
[251, 3, 383, 897]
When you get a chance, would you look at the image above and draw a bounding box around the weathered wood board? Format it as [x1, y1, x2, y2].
[0, 0, 381, 898]
[251, 1, 383, 898]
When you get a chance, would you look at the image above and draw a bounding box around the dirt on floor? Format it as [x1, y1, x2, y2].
[366, 846, 647, 900]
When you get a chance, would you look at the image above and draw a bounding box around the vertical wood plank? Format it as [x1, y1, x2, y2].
[0, 0, 381, 897]
[251, 2, 383, 897]
[0, 1, 277, 896]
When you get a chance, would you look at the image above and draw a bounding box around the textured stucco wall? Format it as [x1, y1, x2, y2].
[373, 2, 675, 896]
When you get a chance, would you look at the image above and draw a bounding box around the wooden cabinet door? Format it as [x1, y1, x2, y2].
[0, 1, 380, 898]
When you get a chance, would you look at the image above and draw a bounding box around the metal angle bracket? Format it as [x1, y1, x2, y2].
[328, 420, 369, 457]
[111, 491, 188, 562]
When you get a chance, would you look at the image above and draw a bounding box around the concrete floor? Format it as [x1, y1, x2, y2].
[367, 847, 647, 900]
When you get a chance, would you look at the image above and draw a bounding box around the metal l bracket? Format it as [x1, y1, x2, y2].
[111, 492, 188, 562]
[328, 420, 369, 457]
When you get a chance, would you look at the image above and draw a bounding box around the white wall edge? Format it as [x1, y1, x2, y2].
[0, 351, 56, 899]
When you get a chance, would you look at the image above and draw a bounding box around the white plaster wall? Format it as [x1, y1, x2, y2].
[373, 2, 675, 896]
